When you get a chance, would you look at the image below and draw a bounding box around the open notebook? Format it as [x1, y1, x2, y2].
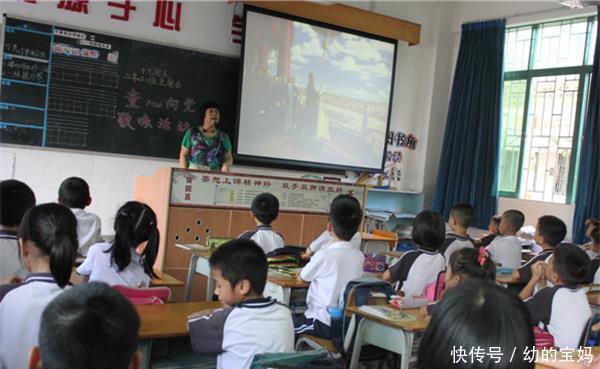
[358, 305, 418, 322]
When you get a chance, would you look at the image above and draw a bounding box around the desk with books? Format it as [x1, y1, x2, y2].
[345, 305, 428, 369]
[137, 301, 222, 369]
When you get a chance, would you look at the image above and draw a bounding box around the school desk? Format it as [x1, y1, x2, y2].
[587, 291, 600, 314]
[345, 305, 428, 369]
[137, 301, 222, 369]
[150, 269, 185, 288]
[177, 246, 213, 302]
[361, 230, 397, 251]
[265, 272, 309, 305]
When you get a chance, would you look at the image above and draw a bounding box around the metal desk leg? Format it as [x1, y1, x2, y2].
[183, 254, 200, 302]
[206, 267, 214, 302]
[138, 339, 152, 369]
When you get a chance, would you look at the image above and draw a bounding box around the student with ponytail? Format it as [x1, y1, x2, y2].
[77, 201, 159, 288]
[421, 247, 496, 317]
[0, 203, 78, 369]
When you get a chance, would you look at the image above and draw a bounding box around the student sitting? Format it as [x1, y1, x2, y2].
[485, 209, 525, 269]
[383, 210, 446, 297]
[0, 203, 78, 369]
[513, 215, 567, 284]
[295, 195, 364, 338]
[418, 280, 535, 369]
[188, 239, 294, 369]
[585, 222, 600, 283]
[28, 282, 141, 369]
[477, 214, 501, 247]
[422, 247, 496, 316]
[522, 244, 592, 348]
[77, 201, 159, 288]
[239, 193, 284, 254]
[0, 180, 35, 283]
[58, 177, 102, 257]
[441, 203, 475, 261]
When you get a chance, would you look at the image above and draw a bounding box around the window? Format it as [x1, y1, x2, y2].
[499, 16, 596, 204]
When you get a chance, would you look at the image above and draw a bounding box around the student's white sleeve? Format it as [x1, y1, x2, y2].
[309, 231, 330, 253]
[300, 254, 323, 282]
[594, 268, 600, 284]
[76, 245, 96, 275]
[350, 232, 361, 250]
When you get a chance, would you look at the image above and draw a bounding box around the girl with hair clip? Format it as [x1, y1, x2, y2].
[418, 280, 535, 369]
[77, 201, 159, 288]
[0, 203, 78, 369]
[421, 247, 496, 317]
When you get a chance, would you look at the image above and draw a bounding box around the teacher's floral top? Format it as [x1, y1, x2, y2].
[181, 128, 232, 171]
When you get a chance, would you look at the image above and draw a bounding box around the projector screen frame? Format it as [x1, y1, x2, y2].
[234, 5, 398, 174]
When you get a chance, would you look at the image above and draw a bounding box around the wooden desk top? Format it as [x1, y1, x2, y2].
[267, 274, 309, 288]
[150, 269, 184, 288]
[345, 305, 428, 332]
[379, 251, 405, 258]
[588, 291, 600, 307]
[137, 301, 222, 339]
[360, 232, 396, 242]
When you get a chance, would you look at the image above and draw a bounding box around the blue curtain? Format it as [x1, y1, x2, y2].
[572, 6, 600, 244]
[432, 19, 506, 228]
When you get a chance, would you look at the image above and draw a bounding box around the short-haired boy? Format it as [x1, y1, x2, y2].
[523, 244, 591, 348]
[238, 193, 284, 254]
[295, 195, 364, 338]
[188, 239, 294, 369]
[441, 203, 475, 261]
[28, 282, 141, 369]
[478, 215, 501, 247]
[58, 177, 101, 257]
[513, 215, 567, 284]
[485, 209, 525, 269]
[0, 180, 35, 282]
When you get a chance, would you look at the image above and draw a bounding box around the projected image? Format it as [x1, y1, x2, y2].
[237, 10, 395, 170]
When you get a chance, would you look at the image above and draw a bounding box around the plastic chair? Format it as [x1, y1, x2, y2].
[113, 285, 171, 305]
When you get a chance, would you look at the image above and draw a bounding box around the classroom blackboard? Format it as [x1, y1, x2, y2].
[0, 16, 239, 159]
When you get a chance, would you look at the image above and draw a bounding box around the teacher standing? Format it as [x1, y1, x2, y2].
[179, 101, 233, 172]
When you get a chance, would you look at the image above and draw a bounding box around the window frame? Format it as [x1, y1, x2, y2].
[499, 15, 596, 204]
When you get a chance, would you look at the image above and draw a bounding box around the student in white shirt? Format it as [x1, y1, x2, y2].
[303, 229, 361, 258]
[442, 203, 475, 262]
[522, 244, 592, 348]
[295, 195, 365, 338]
[383, 210, 446, 297]
[0, 203, 78, 369]
[188, 239, 294, 369]
[238, 193, 284, 254]
[0, 180, 35, 283]
[28, 282, 141, 369]
[77, 201, 159, 288]
[58, 177, 102, 257]
[485, 209, 525, 269]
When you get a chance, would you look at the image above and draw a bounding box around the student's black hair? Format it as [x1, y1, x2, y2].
[108, 201, 159, 278]
[502, 209, 525, 233]
[552, 243, 590, 285]
[329, 194, 362, 241]
[448, 248, 496, 282]
[490, 215, 501, 226]
[58, 177, 91, 209]
[449, 203, 475, 229]
[200, 101, 220, 121]
[412, 210, 445, 251]
[537, 215, 567, 247]
[251, 193, 279, 225]
[18, 203, 78, 288]
[38, 282, 140, 369]
[209, 238, 268, 294]
[0, 179, 36, 227]
[418, 280, 534, 369]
